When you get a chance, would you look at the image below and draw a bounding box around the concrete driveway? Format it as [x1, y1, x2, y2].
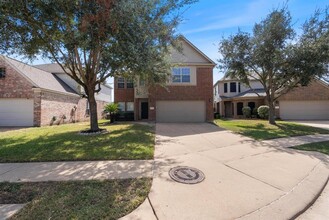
[292, 121, 329, 130]
[144, 123, 329, 220]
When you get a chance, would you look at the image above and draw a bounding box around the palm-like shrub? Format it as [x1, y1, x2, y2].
[104, 103, 119, 123]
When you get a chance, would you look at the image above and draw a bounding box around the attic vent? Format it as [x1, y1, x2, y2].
[0, 67, 5, 78]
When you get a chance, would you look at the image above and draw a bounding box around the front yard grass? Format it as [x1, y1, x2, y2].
[0, 178, 151, 220]
[293, 141, 329, 155]
[214, 119, 329, 140]
[0, 121, 155, 162]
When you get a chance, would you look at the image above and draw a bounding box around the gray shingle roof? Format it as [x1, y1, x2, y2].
[221, 88, 266, 100]
[2, 56, 78, 95]
[34, 63, 68, 73]
[34, 63, 113, 90]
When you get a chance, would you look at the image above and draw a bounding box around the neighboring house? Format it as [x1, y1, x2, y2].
[214, 76, 266, 118]
[114, 36, 216, 122]
[214, 77, 329, 120]
[278, 79, 329, 120]
[0, 56, 112, 127]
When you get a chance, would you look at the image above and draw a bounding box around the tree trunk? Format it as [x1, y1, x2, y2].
[87, 91, 100, 132]
[268, 100, 276, 125]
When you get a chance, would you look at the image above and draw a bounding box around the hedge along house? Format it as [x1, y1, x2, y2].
[114, 36, 216, 123]
[0, 55, 112, 127]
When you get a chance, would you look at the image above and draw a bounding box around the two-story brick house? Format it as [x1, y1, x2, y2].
[114, 36, 216, 122]
[214, 76, 266, 118]
[214, 76, 329, 120]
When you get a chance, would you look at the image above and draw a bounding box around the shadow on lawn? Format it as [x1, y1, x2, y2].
[235, 122, 329, 140]
[0, 124, 155, 162]
[2, 178, 151, 220]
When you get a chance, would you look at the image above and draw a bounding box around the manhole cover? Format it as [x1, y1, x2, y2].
[169, 166, 205, 184]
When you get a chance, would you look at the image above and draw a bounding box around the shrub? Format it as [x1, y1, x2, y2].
[104, 103, 119, 115]
[242, 106, 251, 118]
[104, 103, 119, 123]
[214, 113, 220, 119]
[257, 105, 269, 119]
[252, 108, 258, 117]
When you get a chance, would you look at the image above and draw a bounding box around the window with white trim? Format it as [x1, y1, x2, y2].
[118, 102, 125, 111]
[127, 79, 134, 88]
[126, 102, 134, 111]
[117, 77, 124, 88]
[172, 67, 191, 83]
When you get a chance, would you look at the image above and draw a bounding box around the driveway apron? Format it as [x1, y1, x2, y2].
[145, 123, 329, 220]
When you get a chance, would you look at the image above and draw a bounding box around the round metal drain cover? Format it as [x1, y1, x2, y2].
[169, 166, 205, 184]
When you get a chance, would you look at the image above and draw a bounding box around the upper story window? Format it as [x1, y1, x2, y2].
[238, 82, 241, 93]
[214, 86, 217, 95]
[0, 67, 5, 78]
[127, 79, 134, 88]
[230, 82, 237, 92]
[139, 79, 145, 86]
[117, 77, 124, 88]
[224, 83, 228, 93]
[172, 67, 191, 83]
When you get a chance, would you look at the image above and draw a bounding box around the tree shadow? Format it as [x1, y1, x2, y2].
[0, 124, 155, 162]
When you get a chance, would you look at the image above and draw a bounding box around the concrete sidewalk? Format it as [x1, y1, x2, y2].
[0, 160, 153, 219]
[123, 123, 329, 220]
[0, 160, 153, 182]
[2, 124, 329, 220]
[0, 205, 25, 220]
[262, 134, 329, 148]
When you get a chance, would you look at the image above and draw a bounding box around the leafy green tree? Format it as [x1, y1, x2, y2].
[218, 6, 329, 124]
[0, 0, 195, 131]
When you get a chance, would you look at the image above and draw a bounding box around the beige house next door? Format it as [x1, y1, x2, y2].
[156, 101, 205, 122]
[280, 100, 329, 120]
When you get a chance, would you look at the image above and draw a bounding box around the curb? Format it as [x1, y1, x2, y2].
[238, 162, 329, 220]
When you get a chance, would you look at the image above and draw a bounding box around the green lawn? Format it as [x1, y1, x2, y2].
[1, 178, 151, 220]
[0, 121, 155, 162]
[293, 141, 329, 155]
[214, 119, 329, 140]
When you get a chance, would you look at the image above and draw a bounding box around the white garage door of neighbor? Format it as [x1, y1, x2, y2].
[0, 99, 34, 126]
[156, 101, 205, 122]
[280, 101, 329, 120]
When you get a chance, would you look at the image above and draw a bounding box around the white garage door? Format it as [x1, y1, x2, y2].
[280, 101, 329, 120]
[0, 99, 34, 126]
[156, 101, 205, 122]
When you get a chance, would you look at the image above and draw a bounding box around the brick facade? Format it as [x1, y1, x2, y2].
[113, 78, 135, 104]
[0, 58, 34, 99]
[279, 80, 329, 101]
[148, 67, 214, 121]
[0, 57, 107, 127]
[39, 91, 107, 126]
[115, 67, 214, 122]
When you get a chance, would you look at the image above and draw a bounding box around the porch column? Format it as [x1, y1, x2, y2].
[233, 102, 237, 118]
[220, 102, 225, 117]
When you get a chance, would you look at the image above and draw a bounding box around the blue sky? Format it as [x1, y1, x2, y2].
[24, 0, 328, 85]
[177, 0, 328, 83]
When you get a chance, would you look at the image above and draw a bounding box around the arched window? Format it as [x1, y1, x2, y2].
[237, 102, 243, 115]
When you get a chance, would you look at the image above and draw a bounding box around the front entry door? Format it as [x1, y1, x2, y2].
[141, 102, 149, 119]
